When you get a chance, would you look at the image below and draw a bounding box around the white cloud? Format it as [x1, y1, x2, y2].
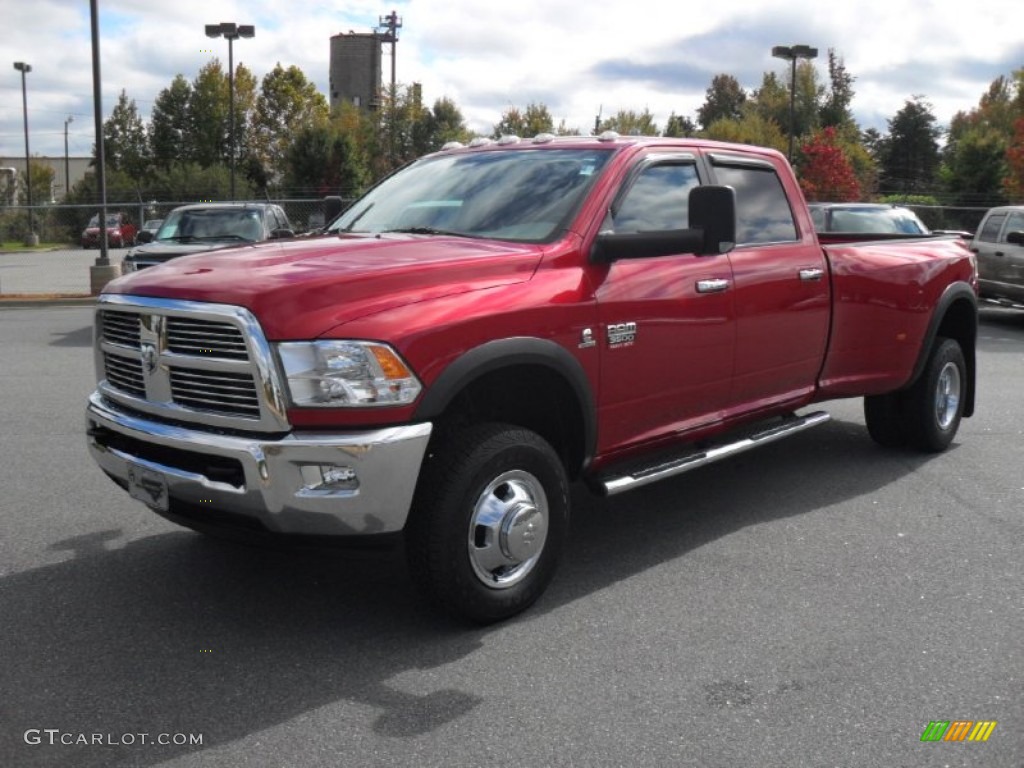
[2, 0, 1021, 158]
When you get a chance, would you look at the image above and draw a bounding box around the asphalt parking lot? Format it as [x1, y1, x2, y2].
[1, 304, 1021, 767]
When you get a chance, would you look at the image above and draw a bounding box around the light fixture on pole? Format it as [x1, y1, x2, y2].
[64, 115, 74, 200]
[13, 61, 37, 245]
[771, 44, 818, 163]
[205, 22, 255, 201]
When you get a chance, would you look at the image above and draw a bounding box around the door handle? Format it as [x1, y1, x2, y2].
[799, 268, 825, 281]
[696, 278, 730, 294]
[995, 251, 1005, 257]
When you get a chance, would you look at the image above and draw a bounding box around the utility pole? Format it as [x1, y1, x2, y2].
[378, 10, 403, 96]
[377, 10, 403, 166]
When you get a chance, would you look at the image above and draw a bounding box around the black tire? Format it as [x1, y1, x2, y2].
[900, 337, 966, 453]
[864, 392, 906, 448]
[405, 423, 570, 624]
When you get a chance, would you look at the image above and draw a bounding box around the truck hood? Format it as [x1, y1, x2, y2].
[104, 233, 545, 339]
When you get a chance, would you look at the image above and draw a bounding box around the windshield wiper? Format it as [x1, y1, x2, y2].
[381, 227, 472, 238]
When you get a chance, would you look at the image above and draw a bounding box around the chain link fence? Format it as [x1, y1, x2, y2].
[1, 198, 334, 246]
[0, 199, 997, 296]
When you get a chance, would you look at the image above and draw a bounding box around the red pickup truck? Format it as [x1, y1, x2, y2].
[85, 135, 978, 622]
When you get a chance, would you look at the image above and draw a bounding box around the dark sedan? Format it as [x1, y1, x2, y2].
[122, 203, 295, 272]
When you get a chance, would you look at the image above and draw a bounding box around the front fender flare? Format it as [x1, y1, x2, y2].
[413, 337, 597, 469]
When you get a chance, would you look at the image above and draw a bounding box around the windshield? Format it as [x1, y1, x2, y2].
[820, 206, 930, 235]
[156, 208, 264, 243]
[327, 148, 614, 242]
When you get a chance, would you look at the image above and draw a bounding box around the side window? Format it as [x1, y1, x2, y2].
[712, 164, 797, 245]
[978, 212, 1007, 242]
[1000, 211, 1024, 243]
[610, 163, 700, 233]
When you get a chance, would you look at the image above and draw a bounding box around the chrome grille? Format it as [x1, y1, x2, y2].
[103, 352, 145, 396]
[167, 317, 248, 359]
[170, 367, 260, 418]
[94, 296, 289, 432]
[101, 311, 141, 347]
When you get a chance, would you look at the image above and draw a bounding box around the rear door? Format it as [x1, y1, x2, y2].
[706, 153, 831, 410]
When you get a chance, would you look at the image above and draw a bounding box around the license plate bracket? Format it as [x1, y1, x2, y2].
[127, 463, 169, 512]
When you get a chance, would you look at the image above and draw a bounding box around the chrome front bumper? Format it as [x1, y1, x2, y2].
[86, 392, 432, 536]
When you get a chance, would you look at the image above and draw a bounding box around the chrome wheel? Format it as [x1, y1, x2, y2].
[934, 361, 962, 430]
[467, 469, 549, 589]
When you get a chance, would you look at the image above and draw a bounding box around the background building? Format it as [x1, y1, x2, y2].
[0, 156, 91, 203]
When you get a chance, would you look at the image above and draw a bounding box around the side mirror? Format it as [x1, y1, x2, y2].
[136, 230, 154, 244]
[688, 185, 736, 254]
[269, 228, 295, 240]
[592, 184, 736, 263]
[1006, 230, 1024, 246]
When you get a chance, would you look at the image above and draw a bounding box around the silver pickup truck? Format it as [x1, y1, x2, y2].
[971, 205, 1024, 307]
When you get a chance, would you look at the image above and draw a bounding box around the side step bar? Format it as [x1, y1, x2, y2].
[598, 410, 831, 496]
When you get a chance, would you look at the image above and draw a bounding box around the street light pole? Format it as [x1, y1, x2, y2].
[13, 61, 37, 245]
[205, 22, 255, 201]
[771, 44, 818, 163]
[64, 115, 74, 200]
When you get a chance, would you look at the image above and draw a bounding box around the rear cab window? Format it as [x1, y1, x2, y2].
[707, 155, 798, 245]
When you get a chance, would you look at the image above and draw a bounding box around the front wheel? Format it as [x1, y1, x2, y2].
[405, 423, 570, 623]
[900, 337, 966, 453]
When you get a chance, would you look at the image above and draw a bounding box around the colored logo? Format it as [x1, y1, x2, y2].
[920, 720, 997, 742]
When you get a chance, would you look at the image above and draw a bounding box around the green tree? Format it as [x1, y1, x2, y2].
[704, 112, 787, 154]
[880, 96, 942, 194]
[284, 123, 370, 198]
[749, 72, 789, 135]
[102, 90, 149, 180]
[492, 102, 555, 138]
[250, 63, 330, 186]
[819, 49, 856, 132]
[663, 113, 696, 137]
[150, 75, 194, 168]
[697, 74, 746, 130]
[599, 108, 658, 136]
[413, 97, 471, 155]
[940, 124, 1008, 206]
[189, 61, 229, 168]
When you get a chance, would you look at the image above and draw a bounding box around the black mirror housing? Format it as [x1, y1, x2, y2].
[592, 184, 737, 263]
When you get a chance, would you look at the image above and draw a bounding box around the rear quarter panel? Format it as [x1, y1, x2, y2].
[817, 236, 975, 397]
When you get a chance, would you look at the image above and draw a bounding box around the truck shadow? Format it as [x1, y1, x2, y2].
[1, 416, 940, 766]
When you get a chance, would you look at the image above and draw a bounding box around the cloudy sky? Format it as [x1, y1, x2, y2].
[2, 0, 1023, 160]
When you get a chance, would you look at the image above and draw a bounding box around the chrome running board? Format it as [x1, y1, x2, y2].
[598, 410, 831, 496]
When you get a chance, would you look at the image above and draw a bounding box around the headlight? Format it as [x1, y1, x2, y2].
[276, 340, 422, 407]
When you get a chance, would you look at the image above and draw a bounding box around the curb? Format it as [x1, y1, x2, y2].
[0, 295, 96, 308]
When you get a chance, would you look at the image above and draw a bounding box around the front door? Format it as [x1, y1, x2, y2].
[590, 154, 736, 457]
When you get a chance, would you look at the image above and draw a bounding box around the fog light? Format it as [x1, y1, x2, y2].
[300, 464, 360, 493]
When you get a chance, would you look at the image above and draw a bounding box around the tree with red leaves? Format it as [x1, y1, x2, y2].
[1005, 117, 1024, 201]
[798, 126, 861, 201]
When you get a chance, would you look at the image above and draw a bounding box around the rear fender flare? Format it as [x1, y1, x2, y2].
[906, 281, 977, 416]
